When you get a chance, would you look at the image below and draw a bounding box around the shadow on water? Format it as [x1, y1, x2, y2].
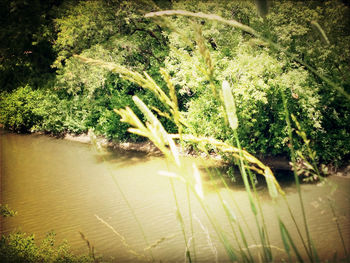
[90, 142, 298, 195]
[201, 164, 297, 194]
[90, 145, 153, 167]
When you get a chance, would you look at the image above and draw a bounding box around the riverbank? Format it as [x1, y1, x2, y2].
[2, 127, 348, 177]
[62, 131, 350, 177]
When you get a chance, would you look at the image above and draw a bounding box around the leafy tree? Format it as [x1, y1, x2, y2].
[265, 0, 350, 163]
[162, 0, 349, 162]
[51, 0, 176, 138]
[0, 0, 349, 164]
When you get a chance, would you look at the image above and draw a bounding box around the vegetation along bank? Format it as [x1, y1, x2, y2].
[1, 0, 349, 169]
[1, 0, 350, 262]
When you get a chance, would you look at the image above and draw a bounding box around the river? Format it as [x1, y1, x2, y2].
[1, 131, 349, 262]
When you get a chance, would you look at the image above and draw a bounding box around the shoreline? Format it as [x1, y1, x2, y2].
[62, 131, 350, 177]
[1, 127, 349, 177]
[63, 132, 162, 154]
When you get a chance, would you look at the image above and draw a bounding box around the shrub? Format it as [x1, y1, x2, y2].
[162, 0, 350, 164]
[0, 86, 95, 135]
[0, 86, 46, 132]
[182, 46, 323, 157]
[0, 232, 93, 263]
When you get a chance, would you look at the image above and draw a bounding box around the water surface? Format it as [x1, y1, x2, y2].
[1, 131, 349, 262]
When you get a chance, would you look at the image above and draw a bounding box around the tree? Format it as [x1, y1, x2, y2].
[53, 0, 169, 94]
[0, 0, 60, 91]
[160, 0, 349, 162]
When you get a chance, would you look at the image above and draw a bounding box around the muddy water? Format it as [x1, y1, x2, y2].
[1, 131, 349, 262]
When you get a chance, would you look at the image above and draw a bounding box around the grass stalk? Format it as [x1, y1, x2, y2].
[218, 175, 259, 246]
[169, 176, 192, 263]
[197, 146, 255, 262]
[281, 91, 317, 262]
[79, 232, 96, 262]
[197, 194, 239, 262]
[186, 183, 197, 262]
[193, 214, 218, 262]
[328, 198, 349, 262]
[109, 172, 154, 260]
[233, 130, 272, 262]
[89, 131, 154, 260]
[246, 167, 272, 261]
[206, 168, 253, 263]
[94, 215, 147, 260]
[165, 165, 239, 262]
[282, 196, 312, 260]
[278, 218, 304, 263]
[164, 163, 239, 262]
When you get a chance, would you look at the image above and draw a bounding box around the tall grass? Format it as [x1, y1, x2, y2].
[89, 131, 154, 261]
[78, 7, 349, 263]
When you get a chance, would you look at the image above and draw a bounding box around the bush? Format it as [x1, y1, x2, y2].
[0, 86, 95, 135]
[0, 232, 93, 263]
[162, 1, 349, 163]
[0, 86, 47, 132]
[182, 46, 323, 157]
[88, 73, 176, 142]
[0, 205, 93, 263]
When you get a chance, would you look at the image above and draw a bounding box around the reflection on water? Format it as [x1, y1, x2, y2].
[1, 131, 349, 262]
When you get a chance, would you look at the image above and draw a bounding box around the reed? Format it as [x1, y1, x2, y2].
[112, 77, 282, 262]
[223, 80, 273, 262]
[77, 7, 349, 262]
[79, 232, 97, 262]
[327, 198, 349, 261]
[291, 114, 324, 182]
[82, 65, 303, 261]
[281, 91, 319, 262]
[89, 130, 154, 261]
[94, 215, 147, 261]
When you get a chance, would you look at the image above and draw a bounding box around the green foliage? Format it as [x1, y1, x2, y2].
[266, 0, 350, 79]
[0, 207, 92, 262]
[0, 86, 87, 134]
[0, 232, 93, 263]
[49, 0, 172, 141]
[0, 204, 17, 218]
[93, 73, 177, 141]
[53, 0, 168, 83]
[264, 0, 350, 163]
[161, 0, 349, 162]
[1, 0, 348, 164]
[0, 86, 47, 132]
[168, 31, 323, 157]
[53, 0, 117, 68]
[0, 86, 86, 134]
[0, 78, 172, 142]
[94, 82, 142, 142]
[53, 0, 164, 62]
